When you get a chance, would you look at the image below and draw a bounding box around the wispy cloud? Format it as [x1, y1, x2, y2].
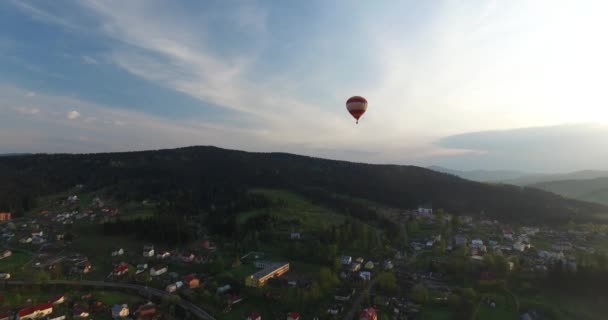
[14, 106, 40, 115]
[81, 55, 98, 64]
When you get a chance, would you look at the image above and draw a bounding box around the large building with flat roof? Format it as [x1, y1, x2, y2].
[245, 262, 289, 287]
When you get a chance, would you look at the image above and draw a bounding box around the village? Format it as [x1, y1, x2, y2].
[1, 190, 607, 320]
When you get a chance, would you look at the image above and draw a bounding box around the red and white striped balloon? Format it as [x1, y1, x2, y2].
[346, 96, 368, 124]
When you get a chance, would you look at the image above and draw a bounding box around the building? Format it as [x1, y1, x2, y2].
[341, 256, 352, 265]
[111, 304, 129, 318]
[111, 248, 124, 257]
[247, 312, 262, 320]
[417, 205, 433, 216]
[287, 312, 301, 320]
[184, 274, 201, 288]
[0, 250, 11, 260]
[0, 272, 11, 280]
[290, 232, 301, 240]
[113, 263, 129, 276]
[143, 245, 155, 257]
[18, 303, 53, 319]
[48, 295, 65, 305]
[245, 262, 290, 287]
[360, 307, 377, 320]
[150, 265, 168, 277]
[0, 212, 11, 221]
[135, 303, 157, 317]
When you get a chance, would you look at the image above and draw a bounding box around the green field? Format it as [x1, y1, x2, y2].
[237, 189, 345, 231]
[0, 251, 32, 277]
[476, 302, 517, 320]
[418, 306, 452, 320]
[95, 291, 144, 306]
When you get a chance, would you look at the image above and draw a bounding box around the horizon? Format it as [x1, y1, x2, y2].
[2, 0, 608, 172]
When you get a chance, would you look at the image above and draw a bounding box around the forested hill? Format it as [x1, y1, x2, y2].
[0, 146, 606, 225]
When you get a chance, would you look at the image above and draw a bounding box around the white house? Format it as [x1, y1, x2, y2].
[0, 250, 11, 260]
[417, 205, 433, 216]
[143, 245, 155, 258]
[111, 248, 124, 257]
[136, 264, 148, 275]
[471, 239, 484, 248]
[290, 232, 301, 240]
[157, 251, 171, 259]
[150, 265, 168, 277]
[0, 272, 11, 280]
[20, 237, 32, 244]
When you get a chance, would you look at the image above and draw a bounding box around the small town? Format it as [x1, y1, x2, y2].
[2, 189, 607, 320]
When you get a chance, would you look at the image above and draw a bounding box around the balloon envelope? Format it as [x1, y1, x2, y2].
[346, 96, 368, 123]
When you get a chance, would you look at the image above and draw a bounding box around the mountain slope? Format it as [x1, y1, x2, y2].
[427, 166, 527, 182]
[0, 146, 606, 225]
[530, 178, 608, 206]
[429, 166, 608, 185]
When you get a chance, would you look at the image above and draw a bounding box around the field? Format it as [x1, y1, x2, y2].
[418, 306, 452, 320]
[476, 302, 517, 320]
[237, 189, 345, 231]
[0, 251, 32, 277]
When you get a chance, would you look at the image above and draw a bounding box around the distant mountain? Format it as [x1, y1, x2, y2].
[505, 170, 608, 186]
[0, 146, 606, 225]
[530, 177, 608, 206]
[0, 153, 31, 157]
[428, 166, 608, 186]
[427, 166, 529, 182]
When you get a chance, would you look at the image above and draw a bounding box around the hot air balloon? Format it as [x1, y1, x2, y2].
[346, 96, 368, 124]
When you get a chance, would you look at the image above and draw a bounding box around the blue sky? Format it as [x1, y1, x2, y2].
[1, 0, 607, 172]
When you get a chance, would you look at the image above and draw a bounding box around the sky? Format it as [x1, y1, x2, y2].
[1, 0, 607, 172]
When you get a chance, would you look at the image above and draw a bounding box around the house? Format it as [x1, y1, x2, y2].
[0, 250, 11, 260]
[454, 235, 467, 247]
[327, 305, 343, 315]
[290, 232, 301, 240]
[20, 237, 32, 244]
[111, 248, 124, 256]
[135, 303, 157, 317]
[165, 282, 183, 293]
[67, 195, 78, 202]
[335, 288, 355, 301]
[184, 274, 201, 288]
[360, 307, 378, 320]
[143, 245, 155, 257]
[417, 205, 433, 217]
[247, 312, 262, 320]
[0, 212, 10, 221]
[150, 265, 168, 277]
[136, 264, 148, 275]
[426, 241, 434, 248]
[0, 312, 9, 320]
[56, 233, 65, 241]
[502, 227, 514, 240]
[0, 272, 11, 280]
[74, 262, 92, 274]
[360, 271, 371, 281]
[113, 262, 129, 276]
[112, 304, 130, 318]
[32, 236, 46, 245]
[181, 253, 195, 263]
[18, 303, 53, 319]
[471, 239, 484, 248]
[513, 242, 529, 252]
[245, 262, 290, 287]
[383, 260, 393, 270]
[341, 256, 352, 265]
[156, 251, 171, 259]
[73, 308, 89, 318]
[48, 294, 66, 305]
[217, 284, 232, 294]
[364, 261, 374, 270]
[350, 263, 361, 272]
[287, 312, 301, 320]
[459, 216, 473, 224]
[355, 257, 365, 264]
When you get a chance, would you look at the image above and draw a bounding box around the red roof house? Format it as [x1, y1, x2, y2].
[359, 307, 377, 320]
[287, 312, 301, 320]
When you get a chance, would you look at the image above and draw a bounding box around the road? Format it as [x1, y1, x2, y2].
[343, 278, 378, 320]
[6, 280, 215, 320]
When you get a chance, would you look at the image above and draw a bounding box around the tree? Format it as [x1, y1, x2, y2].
[411, 284, 429, 304]
[319, 267, 339, 289]
[377, 272, 398, 294]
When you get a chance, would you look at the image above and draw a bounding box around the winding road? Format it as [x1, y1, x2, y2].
[5, 280, 215, 320]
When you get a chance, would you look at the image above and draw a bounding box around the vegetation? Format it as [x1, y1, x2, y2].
[0, 146, 606, 225]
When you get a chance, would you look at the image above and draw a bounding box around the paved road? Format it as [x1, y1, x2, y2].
[6, 280, 215, 320]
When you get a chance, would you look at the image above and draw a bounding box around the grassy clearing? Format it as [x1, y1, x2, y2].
[418, 306, 452, 320]
[476, 302, 517, 320]
[238, 189, 345, 231]
[0, 251, 32, 277]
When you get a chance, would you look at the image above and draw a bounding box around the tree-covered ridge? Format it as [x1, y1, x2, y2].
[0, 146, 606, 225]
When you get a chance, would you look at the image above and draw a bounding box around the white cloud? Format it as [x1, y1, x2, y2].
[26, 91, 36, 97]
[14, 106, 40, 115]
[67, 110, 81, 120]
[81, 55, 98, 64]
